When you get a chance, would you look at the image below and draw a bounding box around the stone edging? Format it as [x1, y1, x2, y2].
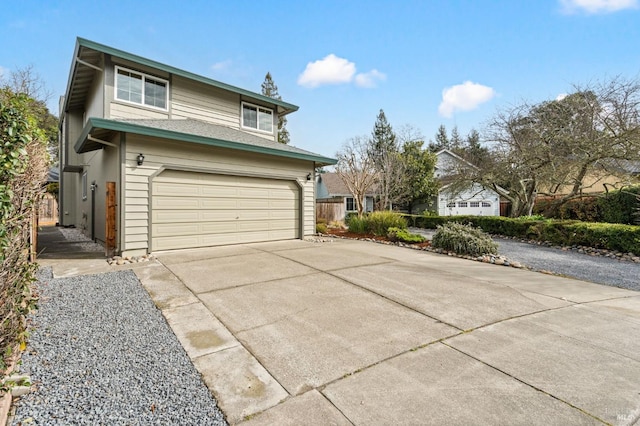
[311, 234, 527, 269]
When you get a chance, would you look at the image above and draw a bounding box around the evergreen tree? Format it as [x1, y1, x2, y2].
[369, 109, 400, 209]
[461, 128, 489, 166]
[450, 126, 463, 151]
[428, 124, 450, 152]
[369, 109, 397, 160]
[261, 72, 290, 144]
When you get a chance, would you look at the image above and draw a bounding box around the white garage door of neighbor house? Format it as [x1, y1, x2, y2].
[151, 170, 300, 251]
[446, 200, 495, 216]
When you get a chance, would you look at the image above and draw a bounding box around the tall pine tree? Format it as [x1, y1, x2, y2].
[261, 72, 290, 144]
[369, 109, 397, 160]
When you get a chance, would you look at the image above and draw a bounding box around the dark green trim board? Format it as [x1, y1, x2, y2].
[74, 118, 337, 166]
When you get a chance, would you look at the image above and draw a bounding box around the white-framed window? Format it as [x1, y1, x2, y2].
[115, 66, 168, 110]
[346, 197, 356, 211]
[458, 201, 468, 208]
[241, 102, 273, 133]
[470, 201, 480, 208]
[446, 202, 455, 208]
[482, 201, 492, 207]
[82, 172, 88, 201]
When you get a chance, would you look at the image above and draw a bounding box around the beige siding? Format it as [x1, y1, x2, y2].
[171, 76, 239, 127]
[123, 136, 314, 255]
[110, 102, 169, 119]
[70, 140, 120, 243]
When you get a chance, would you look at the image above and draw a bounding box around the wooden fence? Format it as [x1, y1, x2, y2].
[316, 199, 346, 223]
[38, 193, 58, 226]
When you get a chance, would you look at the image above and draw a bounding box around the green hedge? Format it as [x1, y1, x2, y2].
[414, 215, 640, 255]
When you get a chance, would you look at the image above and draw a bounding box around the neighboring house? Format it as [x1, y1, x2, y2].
[59, 38, 335, 256]
[316, 173, 375, 221]
[434, 149, 500, 216]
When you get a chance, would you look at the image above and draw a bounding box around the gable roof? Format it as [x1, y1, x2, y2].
[75, 118, 336, 166]
[63, 37, 299, 115]
[318, 172, 376, 197]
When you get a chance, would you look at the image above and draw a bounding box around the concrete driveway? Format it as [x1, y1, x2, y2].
[133, 238, 640, 425]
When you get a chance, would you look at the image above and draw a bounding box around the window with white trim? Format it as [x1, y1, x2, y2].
[458, 201, 468, 208]
[242, 102, 273, 133]
[470, 201, 480, 208]
[115, 66, 168, 110]
[482, 201, 492, 207]
[446, 202, 455, 208]
[82, 172, 88, 201]
[346, 197, 356, 211]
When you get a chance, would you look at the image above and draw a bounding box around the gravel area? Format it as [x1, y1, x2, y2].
[409, 227, 640, 292]
[495, 238, 640, 291]
[58, 227, 104, 252]
[11, 268, 227, 425]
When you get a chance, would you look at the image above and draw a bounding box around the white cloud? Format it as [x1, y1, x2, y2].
[560, 0, 638, 14]
[556, 93, 569, 101]
[211, 59, 233, 72]
[297, 54, 356, 88]
[438, 81, 496, 118]
[354, 69, 386, 88]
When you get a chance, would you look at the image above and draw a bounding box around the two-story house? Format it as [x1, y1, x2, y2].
[59, 38, 335, 257]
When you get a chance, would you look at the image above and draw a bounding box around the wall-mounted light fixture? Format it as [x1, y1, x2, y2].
[306, 173, 312, 181]
[137, 153, 145, 166]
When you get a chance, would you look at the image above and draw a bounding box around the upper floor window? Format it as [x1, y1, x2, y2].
[242, 102, 273, 133]
[115, 66, 168, 110]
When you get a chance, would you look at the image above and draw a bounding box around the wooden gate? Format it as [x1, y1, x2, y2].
[105, 182, 116, 257]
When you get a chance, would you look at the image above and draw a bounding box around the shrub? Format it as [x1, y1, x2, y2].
[598, 186, 640, 225]
[387, 227, 426, 243]
[1, 89, 48, 374]
[316, 222, 327, 234]
[344, 212, 358, 226]
[348, 215, 369, 234]
[431, 222, 498, 257]
[367, 211, 407, 236]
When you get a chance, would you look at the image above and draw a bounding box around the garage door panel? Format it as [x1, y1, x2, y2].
[153, 197, 201, 209]
[152, 171, 300, 251]
[154, 182, 201, 196]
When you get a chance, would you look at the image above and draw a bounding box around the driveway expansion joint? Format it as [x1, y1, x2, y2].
[441, 342, 609, 425]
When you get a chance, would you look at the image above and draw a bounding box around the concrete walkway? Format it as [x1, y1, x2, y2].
[40, 232, 640, 425]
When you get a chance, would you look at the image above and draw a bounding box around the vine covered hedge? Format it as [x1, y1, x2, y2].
[410, 214, 640, 255]
[0, 89, 48, 375]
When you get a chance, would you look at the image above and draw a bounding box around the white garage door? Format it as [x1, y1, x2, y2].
[152, 170, 300, 251]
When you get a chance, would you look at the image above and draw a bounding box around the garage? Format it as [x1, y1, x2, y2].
[151, 170, 300, 251]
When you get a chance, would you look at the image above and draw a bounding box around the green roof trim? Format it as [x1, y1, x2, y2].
[75, 118, 337, 166]
[75, 37, 299, 113]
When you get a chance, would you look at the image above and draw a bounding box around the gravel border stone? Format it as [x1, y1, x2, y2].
[11, 268, 227, 425]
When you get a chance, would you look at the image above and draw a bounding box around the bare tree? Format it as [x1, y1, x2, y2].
[335, 136, 378, 217]
[452, 77, 640, 217]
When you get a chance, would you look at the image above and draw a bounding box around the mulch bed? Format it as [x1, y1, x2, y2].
[325, 228, 431, 249]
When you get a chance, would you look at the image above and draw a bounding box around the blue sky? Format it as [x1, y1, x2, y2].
[2, 0, 639, 158]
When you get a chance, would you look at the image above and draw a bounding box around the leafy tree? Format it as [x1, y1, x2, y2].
[335, 136, 378, 217]
[399, 139, 438, 213]
[261, 72, 290, 144]
[1, 66, 58, 164]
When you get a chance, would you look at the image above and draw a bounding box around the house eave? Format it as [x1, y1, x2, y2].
[64, 37, 299, 115]
[75, 118, 337, 166]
